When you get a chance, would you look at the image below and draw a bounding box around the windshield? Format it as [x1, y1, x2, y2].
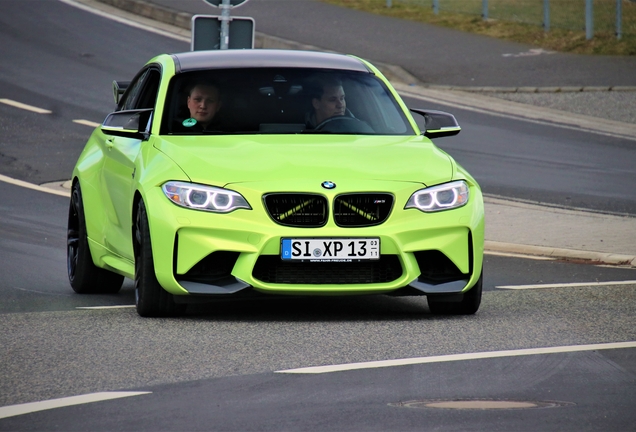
[161, 68, 414, 135]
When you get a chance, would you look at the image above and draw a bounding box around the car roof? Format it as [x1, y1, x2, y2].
[170, 49, 372, 74]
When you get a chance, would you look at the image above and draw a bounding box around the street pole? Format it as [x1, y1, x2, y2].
[220, 0, 230, 49]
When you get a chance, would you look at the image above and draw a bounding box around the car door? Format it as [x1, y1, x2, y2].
[100, 67, 161, 260]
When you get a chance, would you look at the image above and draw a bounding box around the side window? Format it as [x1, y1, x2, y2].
[119, 69, 149, 111]
[136, 70, 161, 110]
[117, 68, 160, 111]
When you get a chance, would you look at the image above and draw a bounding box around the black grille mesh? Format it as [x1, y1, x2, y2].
[264, 194, 327, 227]
[334, 194, 393, 227]
[252, 255, 402, 284]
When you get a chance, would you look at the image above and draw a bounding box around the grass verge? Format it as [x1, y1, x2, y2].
[321, 0, 636, 55]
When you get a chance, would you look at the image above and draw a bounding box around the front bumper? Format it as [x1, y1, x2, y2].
[144, 183, 485, 297]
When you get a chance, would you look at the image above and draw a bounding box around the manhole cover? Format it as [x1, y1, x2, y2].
[390, 399, 575, 410]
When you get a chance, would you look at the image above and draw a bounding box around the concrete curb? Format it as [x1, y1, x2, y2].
[486, 241, 636, 268]
[393, 82, 636, 141]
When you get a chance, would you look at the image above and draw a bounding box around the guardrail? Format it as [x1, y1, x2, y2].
[386, 0, 635, 39]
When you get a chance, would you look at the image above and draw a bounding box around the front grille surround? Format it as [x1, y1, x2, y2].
[263, 193, 328, 227]
[333, 193, 394, 227]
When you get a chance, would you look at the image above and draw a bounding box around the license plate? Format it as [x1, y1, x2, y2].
[281, 238, 380, 262]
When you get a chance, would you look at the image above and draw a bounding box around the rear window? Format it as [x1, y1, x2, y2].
[160, 68, 414, 136]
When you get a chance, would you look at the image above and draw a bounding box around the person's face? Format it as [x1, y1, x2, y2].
[187, 85, 221, 125]
[312, 85, 346, 124]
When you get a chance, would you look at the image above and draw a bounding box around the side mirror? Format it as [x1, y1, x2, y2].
[410, 109, 461, 138]
[112, 80, 131, 105]
[101, 109, 153, 140]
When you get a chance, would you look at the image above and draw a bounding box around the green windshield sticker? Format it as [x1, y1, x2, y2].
[182, 118, 197, 127]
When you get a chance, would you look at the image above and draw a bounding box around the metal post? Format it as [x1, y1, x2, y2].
[586, 0, 594, 40]
[482, 0, 488, 20]
[616, 0, 622, 39]
[433, 0, 439, 15]
[220, 0, 231, 49]
[543, 0, 550, 32]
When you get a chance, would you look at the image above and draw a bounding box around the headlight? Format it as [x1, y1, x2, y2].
[162, 181, 251, 213]
[405, 180, 469, 212]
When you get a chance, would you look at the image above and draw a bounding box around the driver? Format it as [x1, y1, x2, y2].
[176, 81, 223, 132]
[305, 78, 347, 129]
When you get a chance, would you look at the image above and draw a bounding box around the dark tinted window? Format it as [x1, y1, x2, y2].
[161, 68, 414, 135]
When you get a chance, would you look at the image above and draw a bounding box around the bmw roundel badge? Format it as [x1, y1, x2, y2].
[321, 181, 336, 190]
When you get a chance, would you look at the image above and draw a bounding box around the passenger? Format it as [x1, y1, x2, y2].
[179, 82, 222, 132]
[305, 78, 348, 129]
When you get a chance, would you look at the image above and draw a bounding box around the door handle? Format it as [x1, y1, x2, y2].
[105, 139, 114, 150]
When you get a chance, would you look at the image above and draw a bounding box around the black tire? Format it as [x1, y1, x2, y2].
[427, 270, 483, 315]
[67, 182, 124, 294]
[134, 200, 184, 317]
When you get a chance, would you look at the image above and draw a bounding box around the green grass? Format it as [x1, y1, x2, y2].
[321, 0, 636, 55]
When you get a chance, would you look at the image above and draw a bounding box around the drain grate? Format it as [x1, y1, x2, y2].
[390, 399, 575, 410]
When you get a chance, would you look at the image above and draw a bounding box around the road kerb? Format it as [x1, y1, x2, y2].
[485, 241, 636, 268]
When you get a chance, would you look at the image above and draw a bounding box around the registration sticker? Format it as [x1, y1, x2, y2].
[281, 238, 380, 262]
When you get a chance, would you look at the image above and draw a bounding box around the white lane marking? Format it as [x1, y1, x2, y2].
[276, 341, 636, 374]
[0, 98, 52, 114]
[12, 286, 72, 297]
[58, 0, 189, 42]
[0, 174, 70, 197]
[398, 89, 636, 142]
[0, 392, 151, 419]
[497, 280, 636, 290]
[73, 119, 100, 128]
[76, 305, 135, 309]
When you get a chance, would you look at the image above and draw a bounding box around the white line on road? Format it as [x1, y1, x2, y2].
[0, 392, 151, 419]
[73, 119, 101, 128]
[276, 341, 636, 374]
[59, 0, 189, 42]
[0, 98, 52, 114]
[76, 305, 135, 309]
[497, 280, 636, 290]
[0, 173, 70, 197]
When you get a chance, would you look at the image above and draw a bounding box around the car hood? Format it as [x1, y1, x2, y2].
[154, 134, 454, 187]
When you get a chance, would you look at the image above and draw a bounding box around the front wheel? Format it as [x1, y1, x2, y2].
[134, 200, 184, 317]
[427, 271, 483, 315]
[67, 181, 124, 294]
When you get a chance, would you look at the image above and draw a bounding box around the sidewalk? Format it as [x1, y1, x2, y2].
[68, 0, 636, 267]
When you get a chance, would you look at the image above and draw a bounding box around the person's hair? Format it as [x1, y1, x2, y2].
[184, 79, 220, 97]
[307, 76, 343, 100]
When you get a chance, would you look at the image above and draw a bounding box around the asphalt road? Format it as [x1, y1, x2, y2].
[1, 179, 635, 429]
[1, 1, 635, 430]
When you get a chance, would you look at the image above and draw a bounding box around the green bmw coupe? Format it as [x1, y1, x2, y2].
[67, 49, 484, 317]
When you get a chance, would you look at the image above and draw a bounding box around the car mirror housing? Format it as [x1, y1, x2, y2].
[410, 109, 461, 138]
[112, 80, 130, 105]
[101, 109, 153, 140]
